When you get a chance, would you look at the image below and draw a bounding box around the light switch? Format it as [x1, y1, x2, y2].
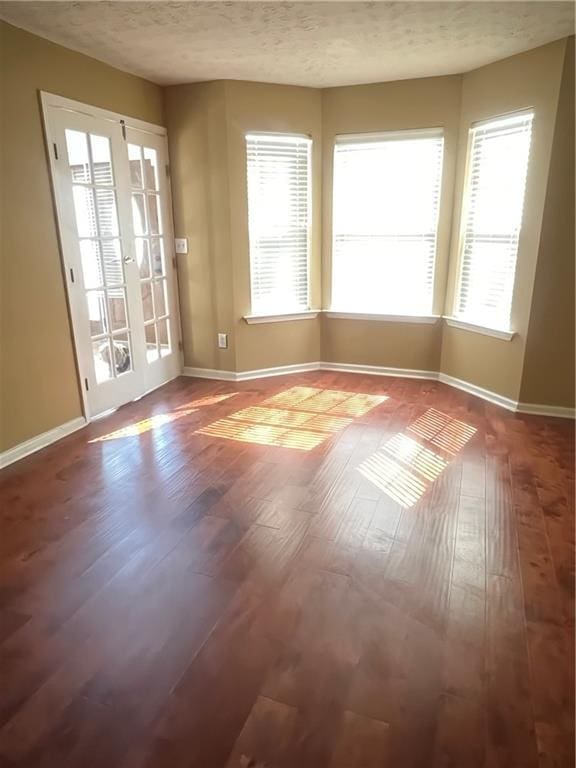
[218, 333, 228, 349]
[174, 237, 188, 255]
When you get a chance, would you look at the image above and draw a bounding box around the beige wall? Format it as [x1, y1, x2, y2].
[440, 39, 568, 401]
[520, 38, 575, 408]
[164, 81, 237, 372]
[0, 22, 164, 451]
[320, 75, 462, 370]
[224, 81, 322, 372]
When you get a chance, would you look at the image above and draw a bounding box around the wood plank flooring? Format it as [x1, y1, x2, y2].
[0, 372, 573, 768]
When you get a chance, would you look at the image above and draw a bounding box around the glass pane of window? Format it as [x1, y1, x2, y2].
[132, 193, 147, 235]
[111, 332, 132, 375]
[108, 287, 128, 331]
[157, 318, 170, 357]
[135, 238, 151, 279]
[143, 147, 159, 190]
[153, 279, 167, 318]
[148, 194, 161, 235]
[65, 130, 91, 183]
[141, 282, 154, 322]
[150, 238, 164, 276]
[72, 186, 97, 238]
[79, 239, 103, 289]
[128, 144, 143, 188]
[145, 323, 159, 362]
[95, 189, 119, 236]
[246, 134, 311, 314]
[86, 290, 108, 336]
[101, 239, 124, 286]
[92, 338, 113, 383]
[90, 135, 113, 185]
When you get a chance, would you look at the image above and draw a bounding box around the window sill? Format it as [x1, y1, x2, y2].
[243, 311, 319, 325]
[443, 316, 516, 340]
[324, 311, 440, 325]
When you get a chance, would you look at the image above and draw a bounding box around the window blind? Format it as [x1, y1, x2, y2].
[456, 111, 533, 330]
[246, 133, 311, 314]
[331, 129, 444, 315]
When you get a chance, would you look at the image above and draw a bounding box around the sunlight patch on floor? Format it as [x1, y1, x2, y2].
[358, 408, 477, 507]
[195, 386, 388, 451]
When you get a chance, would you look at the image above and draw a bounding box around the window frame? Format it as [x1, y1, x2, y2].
[330, 127, 445, 318]
[452, 108, 534, 335]
[245, 131, 313, 317]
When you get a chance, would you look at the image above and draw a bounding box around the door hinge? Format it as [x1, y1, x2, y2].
[69, 267, 75, 283]
[165, 163, 170, 179]
[53, 142, 59, 160]
[172, 256, 177, 269]
[84, 378, 89, 392]
[120, 120, 126, 140]
[178, 340, 183, 352]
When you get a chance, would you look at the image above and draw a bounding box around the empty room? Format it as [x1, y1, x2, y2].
[0, 1, 574, 766]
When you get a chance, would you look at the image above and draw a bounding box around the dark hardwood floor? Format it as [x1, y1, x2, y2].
[0, 371, 573, 768]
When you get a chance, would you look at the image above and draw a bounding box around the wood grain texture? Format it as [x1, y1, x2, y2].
[0, 372, 573, 768]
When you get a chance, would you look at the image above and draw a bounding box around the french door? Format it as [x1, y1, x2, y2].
[42, 94, 181, 418]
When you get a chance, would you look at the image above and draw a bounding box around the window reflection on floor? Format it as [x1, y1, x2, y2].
[358, 408, 477, 508]
[195, 386, 388, 451]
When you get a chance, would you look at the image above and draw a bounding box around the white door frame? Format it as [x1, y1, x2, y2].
[41, 91, 183, 421]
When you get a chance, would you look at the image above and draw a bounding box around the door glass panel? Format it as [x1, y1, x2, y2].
[72, 187, 98, 237]
[143, 147, 159, 190]
[153, 279, 167, 318]
[66, 130, 91, 183]
[150, 238, 164, 276]
[101, 239, 124, 286]
[80, 240, 104, 289]
[148, 194, 161, 234]
[157, 318, 171, 357]
[95, 189, 119, 236]
[87, 291, 108, 336]
[128, 144, 143, 188]
[141, 282, 154, 322]
[111, 332, 132, 375]
[145, 323, 158, 362]
[93, 338, 113, 383]
[108, 288, 128, 331]
[132, 193, 147, 235]
[135, 238, 151, 278]
[90, 135, 114, 185]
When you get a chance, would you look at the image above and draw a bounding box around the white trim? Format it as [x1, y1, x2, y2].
[319, 362, 437, 380]
[444, 317, 516, 341]
[437, 373, 517, 411]
[0, 417, 87, 470]
[325, 311, 439, 324]
[244, 311, 319, 324]
[335, 128, 444, 144]
[182, 367, 237, 382]
[236, 362, 320, 381]
[516, 402, 575, 419]
[40, 92, 166, 136]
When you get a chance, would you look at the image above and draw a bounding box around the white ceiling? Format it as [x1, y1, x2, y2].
[1, 1, 574, 88]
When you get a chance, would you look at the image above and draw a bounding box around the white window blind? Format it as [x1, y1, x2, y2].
[246, 133, 311, 315]
[331, 129, 444, 315]
[456, 111, 534, 331]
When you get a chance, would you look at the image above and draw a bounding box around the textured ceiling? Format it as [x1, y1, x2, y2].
[1, 1, 574, 88]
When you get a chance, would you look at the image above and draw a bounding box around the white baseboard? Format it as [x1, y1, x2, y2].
[182, 362, 574, 419]
[437, 372, 518, 412]
[182, 366, 237, 381]
[516, 401, 576, 419]
[319, 362, 437, 380]
[0, 416, 87, 470]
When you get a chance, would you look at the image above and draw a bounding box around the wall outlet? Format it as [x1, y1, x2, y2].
[174, 237, 188, 255]
[217, 333, 228, 349]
